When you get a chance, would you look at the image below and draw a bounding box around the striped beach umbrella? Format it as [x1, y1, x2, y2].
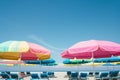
[0, 41, 50, 60]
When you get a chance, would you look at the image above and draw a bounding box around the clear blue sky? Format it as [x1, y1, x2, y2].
[0, 0, 120, 63]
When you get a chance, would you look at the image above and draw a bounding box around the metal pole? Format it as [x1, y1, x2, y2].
[18, 53, 22, 72]
[92, 52, 94, 66]
[40, 60, 41, 71]
[92, 52, 96, 79]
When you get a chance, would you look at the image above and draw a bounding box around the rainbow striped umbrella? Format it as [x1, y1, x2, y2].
[0, 41, 50, 60]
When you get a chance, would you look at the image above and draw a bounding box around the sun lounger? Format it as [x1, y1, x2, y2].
[48, 72, 55, 78]
[109, 70, 120, 79]
[30, 73, 40, 80]
[26, 72, 31, 76]
[95, 72, 110, 80]
[69, 72, 79, 80]
[0, 73, 10, 79]
[79, 72, 88, 80]
[40, 73, 49, 80]
[10, 73, 18, 79]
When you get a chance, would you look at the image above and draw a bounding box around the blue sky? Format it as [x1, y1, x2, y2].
[0, 0, 120, 63]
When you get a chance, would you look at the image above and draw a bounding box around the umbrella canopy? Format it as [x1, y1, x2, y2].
[94, 56, 120, 62]
[61, 40, 120, 59]
[0, 41, 50, 60]
[24, 58, 55, 64]
[63, 59, 91, 64]
[63, 59, 70, 64]
[94, 58, 107, 62]
[0, 60, 24, 64]
[24, 58, 57, 66]
[41, 58, 55, 63]
[102, 63, 115, 66]
[108, 56, 120, 62]
[24, 60, 41, 64]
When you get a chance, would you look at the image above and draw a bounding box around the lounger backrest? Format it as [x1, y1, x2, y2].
[100, 72, 108, 78]
[109, 71, 119, 77]
[10, 74, 18, 79]
[80, 73, 87, 77]
[31, 74, 39, 79]
[71, 72, 79, 78]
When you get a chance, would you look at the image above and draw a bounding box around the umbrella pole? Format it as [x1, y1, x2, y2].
[92, 52, 95, 78]
[74, 57, 78, 71]
[77, 58, 79, 71]
[18, 53, 22, 72]
[78, 59, 79, 71]
[92, 52, 94, 66]
[40, 60, 42, 71]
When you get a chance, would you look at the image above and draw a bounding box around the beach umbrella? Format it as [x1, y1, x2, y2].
[107, 56, 120, 62]
[0, 60, 24, 64]
[24, 58, 57, 66]
[61, 40, 120, 59]
[0, 60, 24, 67]
[63, 59, 71, 64]
[63, 59, 91, 64]
[0, 41, 50, 60]
[94, 58, 107, 63]
[24, 60, 41, 64]
[41, 58, 57, 66]
[102, 63, 115, 66]
[94, 56, 120, 63]
[24, 58, 55, 64]
[41, 58, 55, 64]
